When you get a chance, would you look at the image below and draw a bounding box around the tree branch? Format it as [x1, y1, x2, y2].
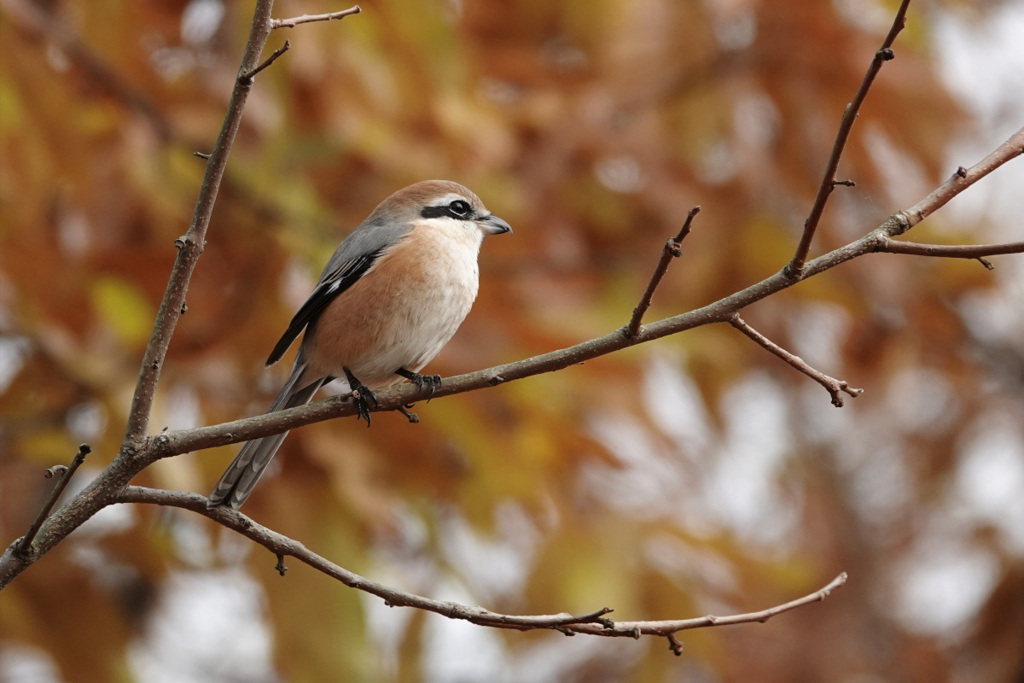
[116, 486, 847, 647]
[0, 0, 175, 141]
[729, 315, 862, 407]
[2, 5, 1021, 636]
[786, 0, 911, 279]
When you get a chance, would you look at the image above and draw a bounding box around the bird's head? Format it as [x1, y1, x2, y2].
[370, 180, 512, 238]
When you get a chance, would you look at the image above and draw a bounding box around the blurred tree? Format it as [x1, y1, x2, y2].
[1, 0, 1022, 681]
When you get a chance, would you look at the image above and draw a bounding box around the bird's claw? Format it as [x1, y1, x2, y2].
[344, 368, 378, 427]
[396, 368, 442, 402]
[398, 404, 420, 424]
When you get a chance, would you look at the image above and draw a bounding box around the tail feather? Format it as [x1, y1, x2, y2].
[208, 363, 325, 509]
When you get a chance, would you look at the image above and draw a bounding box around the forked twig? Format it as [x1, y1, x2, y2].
[729, 314, 863, 407]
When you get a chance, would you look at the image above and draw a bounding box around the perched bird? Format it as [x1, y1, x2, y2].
[208, 180, 511, 509]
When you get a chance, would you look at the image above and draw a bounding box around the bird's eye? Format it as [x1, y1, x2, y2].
[447, 200, 472, 218]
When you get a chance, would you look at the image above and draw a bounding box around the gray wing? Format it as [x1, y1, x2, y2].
[265, 219, 412, 366]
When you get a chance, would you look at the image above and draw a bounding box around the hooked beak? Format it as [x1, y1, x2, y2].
[479, 213, 512, 235]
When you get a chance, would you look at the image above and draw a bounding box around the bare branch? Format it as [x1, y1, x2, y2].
[786, 0, 912, 279]
[272, 5, 362, 29]
[729, 315, 863, 407]
[116, 486, 846, 642]
[14, 444, 90, 556]
[626, 206, 700, 339]
[875, 238, 1024, 261]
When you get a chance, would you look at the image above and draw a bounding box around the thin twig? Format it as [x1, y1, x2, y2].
[729, 315, 863, 407]
[15, 445, 90, 555]
[565, 572, 849, 638]
[897, 126, 1024, 231]
[116, 486, 845, 641]
[626, 206, 701, 339]
[786, 0, 912, 280]
[240, 40, 291, 83]
[875, 238, 1024, 261]
[271, 6, 362, 29]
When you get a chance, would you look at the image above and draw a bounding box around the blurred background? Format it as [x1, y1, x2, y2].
[1, 0, 1023, 681]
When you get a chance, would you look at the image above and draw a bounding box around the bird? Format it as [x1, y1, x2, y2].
[208, 180, 511, 509]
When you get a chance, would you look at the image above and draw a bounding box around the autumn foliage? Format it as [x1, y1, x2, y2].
[1, 0, 1022, 681]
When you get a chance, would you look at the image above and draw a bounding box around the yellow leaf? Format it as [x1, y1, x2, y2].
[90, 276, 153, 347]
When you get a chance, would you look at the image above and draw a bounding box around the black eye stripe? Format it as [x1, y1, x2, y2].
[420, 198, 476, 220]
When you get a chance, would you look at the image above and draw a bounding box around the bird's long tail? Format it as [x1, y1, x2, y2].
[207, 363, 325, 510]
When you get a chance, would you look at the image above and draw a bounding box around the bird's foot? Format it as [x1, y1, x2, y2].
[396, 367, 442, 402]
[344, 368, 378, 427]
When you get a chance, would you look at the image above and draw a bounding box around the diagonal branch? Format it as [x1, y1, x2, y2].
[786, 0, 912, 280]
[121, 1, 279, 444]
[0, 0, 297, 591]
[14, 444, 90, 556]
[240, 40, 291, 83]
[1, 0, 175, 141]
[729, 314, 863, 407]
[897, 126, 1024, 231]
[117, 486, 846, 647]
